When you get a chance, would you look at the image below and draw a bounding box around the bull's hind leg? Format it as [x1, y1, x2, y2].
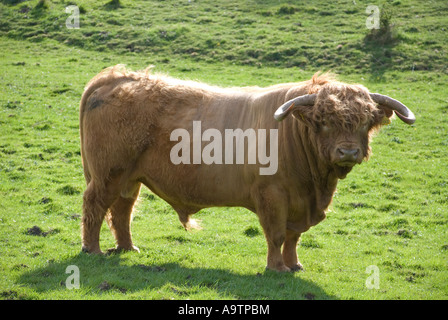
[106, 182, 142, 253]
[81, 180, 121, 254]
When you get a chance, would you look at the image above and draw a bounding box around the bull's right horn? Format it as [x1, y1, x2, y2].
[274, 94, 316, 121]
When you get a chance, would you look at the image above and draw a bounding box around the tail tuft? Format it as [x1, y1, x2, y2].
[182, 218, 202, 231]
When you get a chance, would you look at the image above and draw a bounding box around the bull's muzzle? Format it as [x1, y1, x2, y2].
[336, 148, 360, 166]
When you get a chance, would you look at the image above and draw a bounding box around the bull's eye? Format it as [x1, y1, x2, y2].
[320, 119, 330, 132]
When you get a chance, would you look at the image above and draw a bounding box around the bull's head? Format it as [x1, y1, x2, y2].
[274, 83, 415, 178]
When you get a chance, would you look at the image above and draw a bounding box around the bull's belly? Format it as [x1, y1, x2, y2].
[134, 153, 254, 213]
[142, 176, 248, 206]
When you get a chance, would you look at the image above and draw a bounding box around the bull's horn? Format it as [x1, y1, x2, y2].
[369, 93, 416, 125]
[274, 94, 316, 121]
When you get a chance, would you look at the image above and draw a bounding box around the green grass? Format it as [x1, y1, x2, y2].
[1, 0, 447, 76]
[0, 0, 447, 300]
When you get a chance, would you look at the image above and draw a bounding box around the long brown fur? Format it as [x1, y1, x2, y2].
[79, 66, 393, 270]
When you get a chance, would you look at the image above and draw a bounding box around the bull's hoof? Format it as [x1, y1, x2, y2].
[265, 265, 291, 272]
[106, 245, 140, 255]
[81, 246, 104, 255]
[288, 263, 304, 272]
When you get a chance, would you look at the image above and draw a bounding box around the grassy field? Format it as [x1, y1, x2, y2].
[0, 0, 447, 300]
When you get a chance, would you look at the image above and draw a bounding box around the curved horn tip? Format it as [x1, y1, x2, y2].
[395, 111, 416, 125]
[274, 113, 285, 121]
[273, 101, 294, 122]
[369, 93, 415, 125]
[273, 94, 317, 122]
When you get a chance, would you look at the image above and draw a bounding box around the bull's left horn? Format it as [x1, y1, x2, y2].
[369, 93, 416, 125]
[274, 94, 316, 121]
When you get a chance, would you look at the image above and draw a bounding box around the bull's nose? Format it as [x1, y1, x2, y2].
[337, 148, 359, 162]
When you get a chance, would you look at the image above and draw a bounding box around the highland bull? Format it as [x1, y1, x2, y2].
[79, 65, 415, 271]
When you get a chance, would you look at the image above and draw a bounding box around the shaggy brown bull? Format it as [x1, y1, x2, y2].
[79, 65, 415, 272]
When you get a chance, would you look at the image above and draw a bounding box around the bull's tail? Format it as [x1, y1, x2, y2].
[79, 79, 95, 185]
[80, 65, 127, 184]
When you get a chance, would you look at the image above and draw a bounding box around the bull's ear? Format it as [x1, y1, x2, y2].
[291, 107, 315, 127]
[376, 106, 394, 126]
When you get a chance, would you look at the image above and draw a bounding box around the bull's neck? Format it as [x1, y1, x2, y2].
[280, 119, 339, 211]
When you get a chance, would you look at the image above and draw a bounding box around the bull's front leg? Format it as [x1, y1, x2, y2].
[282, 228, 303, 271]
[262, 225, 289, 272]
[253, 185, 290, 272]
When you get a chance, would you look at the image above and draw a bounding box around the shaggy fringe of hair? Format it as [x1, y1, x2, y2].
[306, 72, 380, 133]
